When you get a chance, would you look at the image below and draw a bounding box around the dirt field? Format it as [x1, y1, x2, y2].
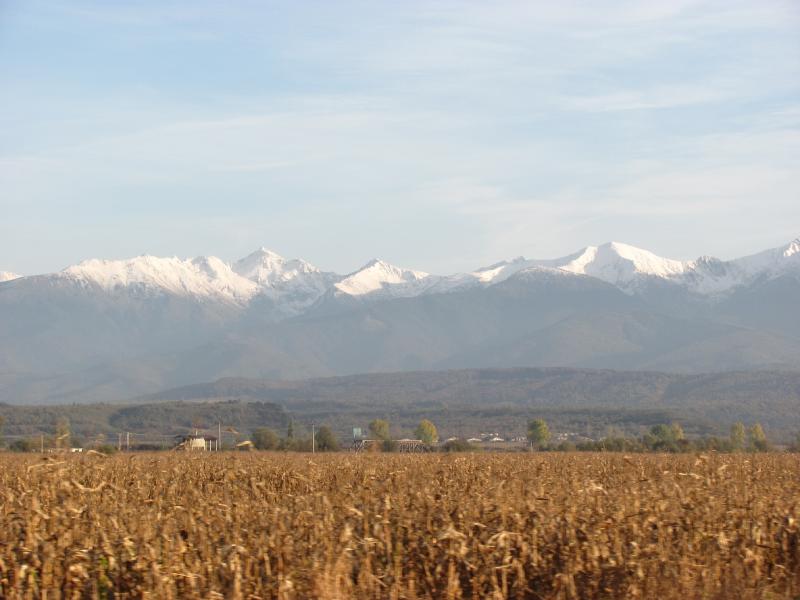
[0, 452, 798, 599]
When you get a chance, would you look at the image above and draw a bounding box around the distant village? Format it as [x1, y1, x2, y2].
[1, 414, 787, 454]
[2, 419, 591, 454]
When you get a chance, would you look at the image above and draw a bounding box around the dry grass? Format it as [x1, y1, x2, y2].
[0, 452, 798, 599]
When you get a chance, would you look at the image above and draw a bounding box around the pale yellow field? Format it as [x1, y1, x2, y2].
[1, 452, 798, 599]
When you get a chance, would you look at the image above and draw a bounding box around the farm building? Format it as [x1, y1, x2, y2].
[174, 434, 218, 451]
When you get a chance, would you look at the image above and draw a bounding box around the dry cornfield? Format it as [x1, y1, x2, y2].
[0, 452, 798, 599]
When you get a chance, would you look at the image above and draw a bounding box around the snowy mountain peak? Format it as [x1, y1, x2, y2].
[357, 258, 428, 278]
[236, 247, 287, 267]
[358, 258, 388, 270]
[478, 256, 526, 271]
[553, 242, 687, 287]
[0, 271, 21, 283]
[231, 247, 339, 316]
[335, 259, 432, 297]
[192, 255, 235, 276]
[61, 255, 258, 303]
[233, 247, 323, 286]
[729, 237, 800, 279]
[470, 256, 535, 284]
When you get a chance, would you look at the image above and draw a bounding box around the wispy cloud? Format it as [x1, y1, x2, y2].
[562, 84, 734, 112]
[212, 160, 296, 173]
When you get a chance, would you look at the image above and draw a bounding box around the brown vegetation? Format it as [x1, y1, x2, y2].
[0, 453, 798, 599]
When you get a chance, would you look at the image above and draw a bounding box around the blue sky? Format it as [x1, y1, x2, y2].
[1, 0, 799, 275]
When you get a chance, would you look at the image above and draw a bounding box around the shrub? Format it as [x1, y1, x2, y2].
[314, 426, 340, 452]
[252, 428, 279, 450]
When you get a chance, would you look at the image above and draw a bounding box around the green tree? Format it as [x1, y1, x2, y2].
[286, 418, 294, 440]
[95, 444, 117, 455]
[748, 423, 768, 452]
[281, 436, 312, 452]
[252, 428, 279, 450]
[314, 426, 340, 452]
[414, 419, 439, 445]
[645, 424, 681, 452]
[670, 422, 685, 441]
[730, 422, 746, 451]
[368, 419, 390, 441]
[527, 419, 551, 450]
[649, 424, 674, 442]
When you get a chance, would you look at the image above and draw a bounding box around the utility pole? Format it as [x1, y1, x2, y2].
[218, 422, 222, 451]
[312, 424, 315, 454]
[40, 434, 44, 454]
[117, 433, 122, 452]
[126, 432, 130, 452]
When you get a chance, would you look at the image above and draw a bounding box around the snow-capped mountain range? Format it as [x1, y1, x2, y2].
[3, 236, 799, 405]
[3, 237, 798, 311]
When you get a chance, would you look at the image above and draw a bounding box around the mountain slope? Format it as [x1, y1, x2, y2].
[0, 272, 241, 376]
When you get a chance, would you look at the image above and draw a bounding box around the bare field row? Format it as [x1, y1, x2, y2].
[1, 452, 798, 599]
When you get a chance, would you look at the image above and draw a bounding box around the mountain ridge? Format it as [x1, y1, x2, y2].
[4, 237, 798, 309]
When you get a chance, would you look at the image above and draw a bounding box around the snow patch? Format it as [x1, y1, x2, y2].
[0, 271, 21, 283]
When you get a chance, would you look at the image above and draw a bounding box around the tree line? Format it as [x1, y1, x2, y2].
[250, 418, 441, 452]
[526, 418, 787, 453]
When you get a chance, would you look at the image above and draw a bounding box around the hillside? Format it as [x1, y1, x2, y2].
[136, 367, 800, 439]
[2, 367, 799, 442]
[0, 400, 287, 441]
